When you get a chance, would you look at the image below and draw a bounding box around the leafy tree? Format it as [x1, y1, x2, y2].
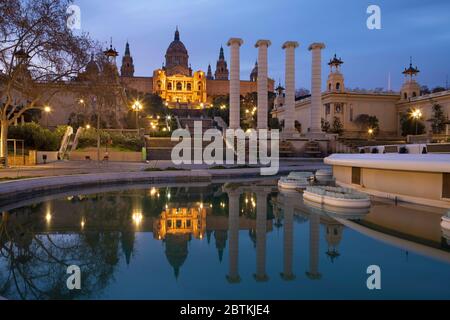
[400, 109, 425, 136]
[207, 95, 229, 125]
[321, 118, 330, 132]
[420, 85, 431, 95]
[354, 114, 380, 135]
[0, 0, 92, 166]
[330, 117, 343, 135]
[432, 86, 446, 93]
[430, 103, 447, 134]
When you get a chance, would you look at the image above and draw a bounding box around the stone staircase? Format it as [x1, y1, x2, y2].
[279, 140, 295, 157]
[303, 140, 322, 157]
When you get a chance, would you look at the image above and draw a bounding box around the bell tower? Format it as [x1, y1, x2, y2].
[206, 64, 213, 80]
[214, 46, 229, 80]
[400, 57, 421, 100]
[326, 54, 345, 93]
[121, 41, 135, 77]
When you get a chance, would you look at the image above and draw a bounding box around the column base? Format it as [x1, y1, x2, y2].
[226, 275, 241, 283]
[305, 271, 322, 280]
[280, 272, 296, 281]
[253, 273, 269, 282]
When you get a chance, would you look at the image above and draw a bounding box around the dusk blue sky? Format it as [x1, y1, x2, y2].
[76, 0, 450, 91]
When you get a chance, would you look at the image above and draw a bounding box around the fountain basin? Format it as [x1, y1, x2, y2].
[303, 186, 370, 208]
[278, 172, 313, 190]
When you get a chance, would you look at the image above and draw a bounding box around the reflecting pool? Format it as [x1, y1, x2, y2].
[0, 180, 449, 300]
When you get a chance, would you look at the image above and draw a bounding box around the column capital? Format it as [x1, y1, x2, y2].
[308, 42, 326, 51]
[227, 38, 244, 47]
[255, 39, 271, 48]
[282, 41, 299, 49]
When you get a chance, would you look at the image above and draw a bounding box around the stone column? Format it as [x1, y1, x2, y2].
[308, 43, 326, 134]
[306, 212, 321, 280]
[281, 193, 295, 280]
[254, 190, 269, 281]
[282, 41, 299, 134]
[255, 40, 271, 130]
[227, 38, 244, 129]
[226, 190, 241, 283]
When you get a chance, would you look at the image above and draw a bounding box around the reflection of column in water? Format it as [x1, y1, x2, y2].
[281, 195, 295, 280]
[254, 192, 268, 282]
[306, 212, 322, 280]
[226, 191, 241, 283]
[1, 211, 8, 223]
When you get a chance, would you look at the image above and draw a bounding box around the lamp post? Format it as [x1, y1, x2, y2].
[132, 100, 143, 133]
[44, 105, 51, 128]
[411, 109, 422, 135]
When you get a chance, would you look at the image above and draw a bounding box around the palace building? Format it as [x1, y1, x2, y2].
[272, 55, 450, 138]
[120, 28, 274, 109]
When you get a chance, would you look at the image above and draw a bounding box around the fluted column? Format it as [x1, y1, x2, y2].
[226, 190, 241, 283]
[227, 38, 244, 129]
[281, 193, 295, 280]
[308, 43, 325, 134]
[255, 40, 271, 130]
[282, 41, 299, 134]
[306, 212, 322, 280]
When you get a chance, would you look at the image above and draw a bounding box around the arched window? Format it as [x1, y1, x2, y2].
[404, 92, 407, 99]
[187, 83, 192, 91]
[176, 82, 182, 91]
[157, 81, 162, 90]
[167, 82, 172, 90]
[412, 92, 417, 97]
[329, 83, 332, 91]
[198, 82, 202, 91]
[336, 82, 341, 90]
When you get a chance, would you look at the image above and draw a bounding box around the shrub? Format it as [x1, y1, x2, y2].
[78, 129, 144, 151]
[8, 122, 62, 151]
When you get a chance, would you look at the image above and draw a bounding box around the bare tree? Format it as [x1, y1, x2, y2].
[0, 0, 92, 166]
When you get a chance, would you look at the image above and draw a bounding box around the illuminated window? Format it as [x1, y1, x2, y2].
[176, 82, 182, 91]
[168, 82, 172, 90]
[187, 83, 191, 91]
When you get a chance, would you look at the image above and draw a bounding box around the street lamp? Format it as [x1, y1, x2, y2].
[44, 105, 51, 128]
[411, 108, 422, 135]
[131, 100, 143, 132]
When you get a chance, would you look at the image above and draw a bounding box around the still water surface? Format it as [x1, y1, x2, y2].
[0, 180, 449, 299]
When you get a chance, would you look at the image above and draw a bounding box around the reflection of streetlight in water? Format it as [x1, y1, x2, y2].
[132, 210, 143, 226]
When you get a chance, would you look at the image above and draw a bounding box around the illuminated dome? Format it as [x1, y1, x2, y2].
[165, 27, 190, 76]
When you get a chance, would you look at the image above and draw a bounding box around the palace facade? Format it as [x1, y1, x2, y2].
[120, 28, 274, 108]
[272, 55, 450, 137]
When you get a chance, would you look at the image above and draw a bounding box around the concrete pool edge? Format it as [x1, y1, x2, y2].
[0, 165, 327, 203]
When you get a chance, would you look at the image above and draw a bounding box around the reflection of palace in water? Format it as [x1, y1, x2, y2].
[1, 181, 450, 291]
